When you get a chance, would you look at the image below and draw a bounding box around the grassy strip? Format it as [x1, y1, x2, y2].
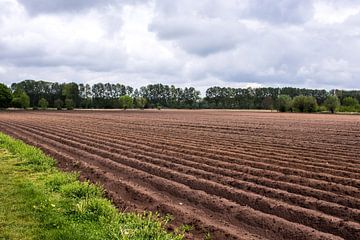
[0, 133, 184, 240]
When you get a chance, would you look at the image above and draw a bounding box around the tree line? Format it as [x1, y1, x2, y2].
[0, 80, 359, 113]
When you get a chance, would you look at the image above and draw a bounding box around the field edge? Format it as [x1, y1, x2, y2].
[0, 132, 185, 240]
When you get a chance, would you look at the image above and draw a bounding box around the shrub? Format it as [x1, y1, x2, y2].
[324, 95, 340, 114]
[65, 99, 74, 110]
[135, 97, 147, 109]
[11, 97, 23, 108]
[339, 105, 359, 113]
[276, 95, 292, 112]
[20, 92, 30, 109]
[342, 96, 359, 107]
[293, 95, 318, 113]
[11, 92, 30, 109]
[54, 99, 63, 110]
[0, 83, 12, 109]
[119, 95, 133, 110]
[317, 105, 327, 112]
[38, 98, 49, 110]
[12, 92, 30, 109]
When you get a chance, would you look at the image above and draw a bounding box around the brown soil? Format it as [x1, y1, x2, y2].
[0, 110, 359, 240]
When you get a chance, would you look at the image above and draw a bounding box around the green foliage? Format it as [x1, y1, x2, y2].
[262, 96, 274, 110]
[54, 99, 63, 110]
[11, 86, 30, 109]
[46, 173, 78, 192]
[74, 198, 116, 222]
[38, 98, 49, 110]
[119, 95, 133, 110]
[0, 133, 55, 171]
[0, 83, 12, 109]
[276, 95, 292, 112]
[292, 95, 318, 113]
[0, 133, 184, 240]
[8, 79, 360, 111]
[60, 181, 103, 200]
[324, 95, 340, 113]
[317, 105, 327, 112]
[21, 93, 30, 109]
[65, 99, 74, 110]
[62, 83, 80, 107]
[338, 105, 360, 113]
[342, 96, 359, 107]
[337, 96, 360, 112]
[12, 92, 30, 109]
[135, 97, 147, 109]
[11, 97, 23, 108]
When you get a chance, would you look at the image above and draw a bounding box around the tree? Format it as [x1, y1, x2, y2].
[62, 83, 79, 107]
[12, 92, 30, 109]
[65, 99, 74, 110]
[20, 93, 30, 109]
[135, 97, 147, 109]
[262, 96, 274, 110]
[293, 95, 317, 113]
[339, 96, 360, 112]
[342, 96, 359, 107]
[38, 98, 49, 110]
[0, 83, 12, 109]
[304, 96, 318, 113]
[324, 95, 340, 114]
[54, 99, 63, 110]
[119, 95, 133, 110]
[276, 95, 292, 112]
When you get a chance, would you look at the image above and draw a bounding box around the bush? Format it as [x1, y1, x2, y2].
[324, 95, 340, 114]
[11, 92, 30, 109]
[20, 92, 30, 109]
[276, 95, 292, 112]
[54, 99, 63, 110]
[339, 105, 359, 113]
[11, 97, 23, 108]
[119, 95, 133, 110]
[292, 95, 318, 113]
[342, 96, 359, 107]
[317, 105, 327, 112]
[38, 98, 49, 110]
[135, 97, 147, 109]
[65, 99, 74, 110]
[0, 83, 12, 109]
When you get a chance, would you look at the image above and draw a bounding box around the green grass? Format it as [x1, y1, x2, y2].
[0, 133, 184, 240]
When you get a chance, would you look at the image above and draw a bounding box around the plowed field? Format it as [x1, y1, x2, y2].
[0, 110, 359, 240]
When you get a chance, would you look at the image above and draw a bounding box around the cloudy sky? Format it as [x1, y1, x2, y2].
[1, 0, 360, 92]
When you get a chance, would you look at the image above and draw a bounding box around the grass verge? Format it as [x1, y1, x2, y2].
[0, 133, 184, 240]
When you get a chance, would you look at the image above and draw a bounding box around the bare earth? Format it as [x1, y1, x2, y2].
[0, 110, 359, 240]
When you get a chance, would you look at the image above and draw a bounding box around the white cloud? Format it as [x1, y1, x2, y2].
[314, 0, 360, 24]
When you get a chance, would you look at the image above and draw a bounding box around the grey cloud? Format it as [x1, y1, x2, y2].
[17, 0, 148, 15]
[149, 17, 248, 56]
[17, 0, 107, 14]
[244, 0, 314, 24]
